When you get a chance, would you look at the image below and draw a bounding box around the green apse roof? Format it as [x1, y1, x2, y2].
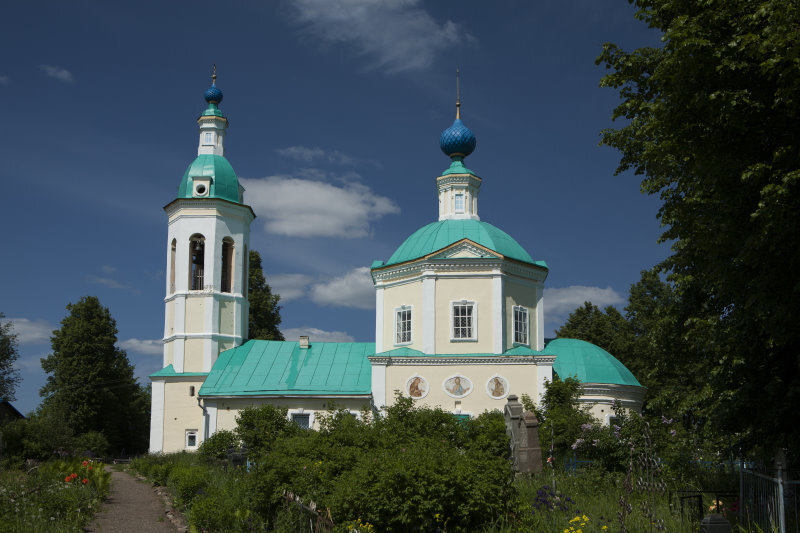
[199, 340, 374, 397]
[380, 219, 546, 268]
[546, 338, 642, 387]
[177, 154, 241, 203]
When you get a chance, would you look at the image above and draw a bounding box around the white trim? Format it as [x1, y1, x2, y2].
[405, 374, 430, 400]
[148, 380, 165, 453]
[393, 305, 413, 346]
[486, 374, 510, 400]
[368, 355, 555, 366]
[422, 274, 435, 354]
[442, 374, 473, 399]
[493, 275, 504, 354]
[375, 287, 384, 351]
[370, 360, 387, 410]
[206, 400, 218, 437]
[450, 300, 477, 342]
[535, 284, 545, 351]
[287, 408, 315, 430]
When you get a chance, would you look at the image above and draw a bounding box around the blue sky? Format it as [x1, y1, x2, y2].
[1, 1, 667, 415]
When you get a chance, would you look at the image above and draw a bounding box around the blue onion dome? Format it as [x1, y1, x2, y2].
[204, 83, 223, 105]
[440, 118, 476, 158]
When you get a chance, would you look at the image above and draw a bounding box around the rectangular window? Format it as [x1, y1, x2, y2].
[395, 307, 412, 344]
[203, 132, 214, 145]
[452, 302, 475, 340]
[454, 193, 465, 213]
[291, 414, 310, 429]
[514, 305, 529, 345]
[185, 430, 198, 449]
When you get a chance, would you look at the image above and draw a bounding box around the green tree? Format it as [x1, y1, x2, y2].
[555, 302, 632, 363]
[248, 250, 284, 341]
[0, 313, 21, 401]
[598, 0, 800, 450]
[40, 296, 150, 454]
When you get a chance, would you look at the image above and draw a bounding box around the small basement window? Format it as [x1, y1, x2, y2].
[185, 430, 198, 449]
[291, 413, 310, 429]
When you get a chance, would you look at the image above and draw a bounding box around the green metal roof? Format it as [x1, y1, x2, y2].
[199, 340, 374, 397]
[440, 158, 477, 176]
[547, 338, 642, 387]
[177, 154, 241, 203]
[150, 365, 209, 378]
[380, 219, 546, 268]
[200, 102, 225, 118]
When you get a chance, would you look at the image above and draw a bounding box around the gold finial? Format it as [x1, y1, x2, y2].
[211, 64, 217, 86]
[456, 68, 461, 119]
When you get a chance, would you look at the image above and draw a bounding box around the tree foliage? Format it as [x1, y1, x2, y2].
[0, 313, 21, 402]
[598, 0, 800, 450]
[247, 250, 284, 341]
[40, 296, 149, 454]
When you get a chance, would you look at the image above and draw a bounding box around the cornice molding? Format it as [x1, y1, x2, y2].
[368, 355, 555, 366]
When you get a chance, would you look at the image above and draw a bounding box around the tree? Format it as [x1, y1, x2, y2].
[555, 302, 631, 362]
[40, 296, 150, 454]
[0, 313, 21, 401]
[248, 250, 284, 341]
[597, 0, 800, 450]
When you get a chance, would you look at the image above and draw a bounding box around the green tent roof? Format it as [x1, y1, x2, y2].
[546, 338, 642, 387]
[177, 154, 241, 203]
[380, 219, 546, 268]
[199, 340, 374, 397]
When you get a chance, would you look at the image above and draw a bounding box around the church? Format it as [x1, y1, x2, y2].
[148, 76, 645, 454]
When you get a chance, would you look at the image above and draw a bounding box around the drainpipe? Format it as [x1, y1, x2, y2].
[197, 396, 209, 442]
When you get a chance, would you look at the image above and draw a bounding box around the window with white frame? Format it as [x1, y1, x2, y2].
[203, 132, 214, 145]
[513, 305, 529, 345]
[395, 306, 412, 344]
[454, 192, 465, 213]
[452, 301, 476, 340]
[185, 429, 198, 449]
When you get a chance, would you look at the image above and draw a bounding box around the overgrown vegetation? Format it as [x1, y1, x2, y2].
[0, 458, 110, 533]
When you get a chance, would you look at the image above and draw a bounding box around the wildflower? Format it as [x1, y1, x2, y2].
[82, 460, 89, 467]
[65, 476, 71, 483]
[670, 429, 677, 437]
[571, 438, 584, 450]
[602, 527, 608, 531]
[89, 466, 93, 470]
[580, 423, 593, 431]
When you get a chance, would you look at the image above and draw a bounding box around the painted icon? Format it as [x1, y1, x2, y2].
[487, 376, 508, 398]
[407, 376, 428, 399]
[444, 375, 472, 397]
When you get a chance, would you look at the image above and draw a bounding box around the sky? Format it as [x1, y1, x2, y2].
[0, 0, 668, 415]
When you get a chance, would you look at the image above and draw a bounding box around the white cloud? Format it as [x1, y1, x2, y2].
[276, 146, 356, 165]
[310, 267, 374, 309]
[15, 355, 45, 372]
[543, 285, 625, 316]
[2, 318, 54, 344]
[268, 273, 314, 302]
[281, 327, 355, 343]
[0, 75, 9, 85]
[40, 65, 75, 83]
[101, 265, 117, 274]
[240, 176, 399, 238]
[289, 0, 470, 73]
[119, 338, 163, 356]
[86, 272, 140, 294]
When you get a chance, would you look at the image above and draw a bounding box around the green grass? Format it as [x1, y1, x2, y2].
[0, 459, 110, 533]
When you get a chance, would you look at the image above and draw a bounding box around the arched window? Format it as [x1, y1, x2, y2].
[221, 237, 234, 293]
[189, 234, 205, 291]
[169, 239, 177, 293]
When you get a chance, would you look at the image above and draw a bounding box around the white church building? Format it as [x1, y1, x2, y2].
[149, 76, 644, 454]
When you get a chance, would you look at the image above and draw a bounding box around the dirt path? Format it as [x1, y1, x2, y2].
[84, 469, 187, 533]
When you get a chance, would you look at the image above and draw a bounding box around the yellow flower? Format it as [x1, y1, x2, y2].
[583, 515, 589, 521]
[602, 526, 608, 531]
[570, 516, 581, 523]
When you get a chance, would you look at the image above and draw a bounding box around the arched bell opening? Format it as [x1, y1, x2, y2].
[189, 234, 206, 291]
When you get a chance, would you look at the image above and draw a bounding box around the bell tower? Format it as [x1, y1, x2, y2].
[161, 70, 255, 373]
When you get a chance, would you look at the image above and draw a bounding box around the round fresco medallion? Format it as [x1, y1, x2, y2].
[443, 375, 472, 398]
[486, 375, 509, 399]
[406, 375, 429, 399]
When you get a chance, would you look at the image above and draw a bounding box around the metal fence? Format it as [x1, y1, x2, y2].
[740, 468, 800, 533]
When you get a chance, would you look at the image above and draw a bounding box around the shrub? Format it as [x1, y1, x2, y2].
[198, 429, 240, 461]
[235, 404, 298, 458]
[167, 464, 209, 508]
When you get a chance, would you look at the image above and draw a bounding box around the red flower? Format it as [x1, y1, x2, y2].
[88, 466, 93, 470]
[82, 460, 89, 467]
[65, 476, 71, 483]
[82, 478, 88, 485]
